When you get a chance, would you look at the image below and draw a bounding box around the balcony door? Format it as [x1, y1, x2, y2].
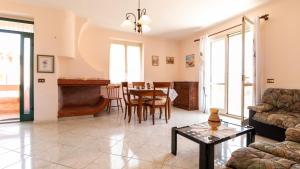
[0, 18, 34, 122]
[209, 17, 254, 120]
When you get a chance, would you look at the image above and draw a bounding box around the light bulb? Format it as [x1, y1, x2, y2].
[142, 24, 151, 33]
[140, 15, 152, 25]
[121, 19, 134, 30]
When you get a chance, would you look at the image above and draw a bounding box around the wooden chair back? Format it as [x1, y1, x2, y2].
[121, 82, 130, 104]
[107, 85, 120, 99]
[132, 82, 145, 89]
[151, 82, 171, 106]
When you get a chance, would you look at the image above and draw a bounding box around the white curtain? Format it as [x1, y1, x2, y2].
[254, 17, 263, 104]
[199, 35, 209, 113]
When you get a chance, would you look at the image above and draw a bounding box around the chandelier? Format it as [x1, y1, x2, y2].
[121, 0, 151, 34]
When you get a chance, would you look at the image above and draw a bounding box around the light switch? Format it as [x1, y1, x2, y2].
[38, 79, 45, 83]
[267, 79, 275, 84]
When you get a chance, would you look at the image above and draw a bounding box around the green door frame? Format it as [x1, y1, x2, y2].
[0, 29, 34, 121]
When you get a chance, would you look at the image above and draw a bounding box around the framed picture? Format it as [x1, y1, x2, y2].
[152, 55, 159, 66]
[185, 54, 195, 68]
[166, 56, 174, 64]
[37, 55, 55, 73]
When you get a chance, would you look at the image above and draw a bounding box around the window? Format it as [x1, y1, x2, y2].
[109, 41, 142, 84]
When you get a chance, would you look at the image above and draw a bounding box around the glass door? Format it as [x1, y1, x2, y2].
[209, 16, 255, 121]
[210, 38, 226, 114]
[242, 17, 255, 120]
[20, 33, 34, 121]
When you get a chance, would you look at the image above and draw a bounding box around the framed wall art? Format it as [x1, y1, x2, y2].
[185, 54, 195, 68]
[37, 55, 55, 73]
[166, 56, 174, 64]
[152, 55, 159, 66]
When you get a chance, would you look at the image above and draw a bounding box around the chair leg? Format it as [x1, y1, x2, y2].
[128, 105, 132, 123]
[124, 105, 127, 120]
[117, 99, 120, 112]
[165, 106, 168, 124]
[108, 100, 112, 113]
[159, 107, 163, 119]
[120, 99, 124, 113]
[151, 108, 155, 125]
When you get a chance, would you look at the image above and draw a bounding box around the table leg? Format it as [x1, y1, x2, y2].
[168, 98, 171, 119]
[199, 143, 214, 169]
[171, 127, 177, 155]
[247, 129, 256, 146]
[137, 96, 143, 123]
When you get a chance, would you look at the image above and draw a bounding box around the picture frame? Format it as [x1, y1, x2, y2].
[166, 56, 174, 64]
[152, 55, 159, 66]
[185, 54, 195, 68]
[37, 55, 55, 73]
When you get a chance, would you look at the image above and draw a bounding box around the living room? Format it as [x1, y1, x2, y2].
[0, 0, 300, 168]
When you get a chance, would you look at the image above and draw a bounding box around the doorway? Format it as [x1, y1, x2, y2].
[0, 18, 34, 122]
[209, 17, 254, 121]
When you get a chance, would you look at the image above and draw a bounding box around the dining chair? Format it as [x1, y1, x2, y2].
[106, 85, 123, 113]
[132, 82, 145, 89]
[145, 82, 171, 125]
[121, 82, 144, 123]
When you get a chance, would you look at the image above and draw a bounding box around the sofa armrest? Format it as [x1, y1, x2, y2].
[248, 103, 273, 113]
[286, 127, 300, 143]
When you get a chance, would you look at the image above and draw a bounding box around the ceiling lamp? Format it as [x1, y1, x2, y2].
[121, 0, 151, 34]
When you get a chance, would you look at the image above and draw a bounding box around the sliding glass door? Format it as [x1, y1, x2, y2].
[209, 17, 254, 120]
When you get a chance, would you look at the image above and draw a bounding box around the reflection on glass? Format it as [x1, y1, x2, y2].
[228, 34, 242, 116]
[244, 86, 253, 118]
[24, 38, 31, 114]
[211, 39, 225, 83]
[244, 31, 254, 83]
[109, 44, 126, 84]
[127, 46, 141, 83]
[210, 39, 225, 110]
[211, 85, 225, 109]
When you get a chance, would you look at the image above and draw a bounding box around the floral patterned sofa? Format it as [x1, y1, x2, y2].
[225, 126, 300, 169]
[248, 88, 300, 141]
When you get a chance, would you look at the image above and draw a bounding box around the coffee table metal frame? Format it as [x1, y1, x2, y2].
[171, 122, 255, 169]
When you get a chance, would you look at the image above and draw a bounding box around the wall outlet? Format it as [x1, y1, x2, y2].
[267, 79, 275, 84]
[38, 79, 45, 83]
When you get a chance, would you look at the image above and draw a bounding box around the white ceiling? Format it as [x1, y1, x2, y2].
[14, 0, 272, 39]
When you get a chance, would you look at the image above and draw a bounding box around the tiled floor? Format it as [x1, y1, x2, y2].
[0, 108, 277, 169]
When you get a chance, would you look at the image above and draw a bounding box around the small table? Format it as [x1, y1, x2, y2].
[129, 89, 178, 123]
[171, 122, 255, 169]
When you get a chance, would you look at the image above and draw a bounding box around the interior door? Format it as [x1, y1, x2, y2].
[241, 16, 255, 120]
[20, 33, 34, 121]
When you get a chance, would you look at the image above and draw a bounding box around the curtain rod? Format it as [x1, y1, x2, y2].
[194, 14, 269, 42]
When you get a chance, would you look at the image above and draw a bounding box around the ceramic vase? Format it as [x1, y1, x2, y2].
[208, 108, 221, 130]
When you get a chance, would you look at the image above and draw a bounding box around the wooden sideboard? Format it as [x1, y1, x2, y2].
[57, 79, 110, 118]
[173, 81, 199, 111]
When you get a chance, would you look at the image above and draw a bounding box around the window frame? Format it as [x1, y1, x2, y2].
[109, 40, 143, 84]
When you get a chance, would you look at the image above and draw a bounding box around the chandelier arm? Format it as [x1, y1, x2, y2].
[125, 13, 137, 31]
[141, 8, 147, 15]
[126, 13, 137, 23]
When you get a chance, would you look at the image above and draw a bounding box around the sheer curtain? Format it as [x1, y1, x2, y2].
[199, 35, 209, 113]
[254, 17, 263, 104]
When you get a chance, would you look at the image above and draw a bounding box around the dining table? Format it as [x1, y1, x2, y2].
[129, 88, 178, 123]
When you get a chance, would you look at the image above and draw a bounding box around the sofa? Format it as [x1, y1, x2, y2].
[225, 126, 300, 169]
[248, 88, 300, 141]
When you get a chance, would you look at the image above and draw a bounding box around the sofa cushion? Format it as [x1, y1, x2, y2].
[253, 111, 300, 129]
[226, 146, 300, 169]
[286, 127, 300, 143]
[248, 103, 274, 113]
[250, 141, 300, 163]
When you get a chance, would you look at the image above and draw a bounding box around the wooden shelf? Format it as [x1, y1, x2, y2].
[58, 79, 110, 86]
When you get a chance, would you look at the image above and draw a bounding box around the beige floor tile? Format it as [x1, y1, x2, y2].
[0, 151, 30, 168]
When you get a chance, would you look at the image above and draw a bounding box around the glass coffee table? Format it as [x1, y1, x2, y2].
[171, 121, 255, 169]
